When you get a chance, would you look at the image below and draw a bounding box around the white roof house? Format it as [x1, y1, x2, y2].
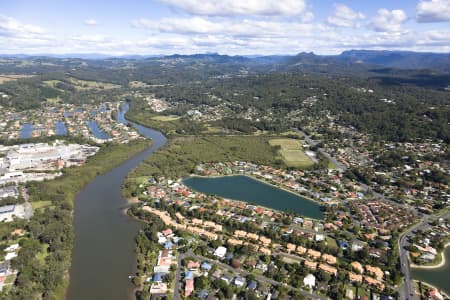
[4, 252, 17, 261]
[214, 246, 227, 258]
[303, 274, 316, 289]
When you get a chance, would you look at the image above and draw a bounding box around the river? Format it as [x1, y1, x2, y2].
[66, 102, 167, 300]
[183, 175, 324, 220]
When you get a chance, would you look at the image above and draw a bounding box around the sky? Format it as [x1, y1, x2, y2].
[1, 0, 450, 56]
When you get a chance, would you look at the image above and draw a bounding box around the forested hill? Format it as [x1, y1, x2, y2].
[0, 51, 449, 142]
[338, 50, 450, 71]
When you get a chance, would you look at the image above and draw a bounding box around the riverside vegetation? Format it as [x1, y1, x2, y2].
[1, 139, 150, 299]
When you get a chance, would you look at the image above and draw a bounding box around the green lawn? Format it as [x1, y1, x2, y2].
[4, 274, 16, 284]
[31, 200, 53, 211]
[326, 237, 338, 250]
[151, 115, 181, 122]
[269, 138, 314, 168]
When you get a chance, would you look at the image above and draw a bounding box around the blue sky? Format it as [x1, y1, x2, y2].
[1, 0, 449, 55]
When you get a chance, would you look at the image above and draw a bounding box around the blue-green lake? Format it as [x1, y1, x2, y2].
[183, 175, 324, 220]
[412, 246, 450, 296]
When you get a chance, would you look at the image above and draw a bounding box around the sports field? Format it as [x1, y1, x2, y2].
[269, 138, 314, 168]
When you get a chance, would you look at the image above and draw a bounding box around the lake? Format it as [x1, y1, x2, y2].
[412, 246, 450, 295]
[183, 175, 324, 219]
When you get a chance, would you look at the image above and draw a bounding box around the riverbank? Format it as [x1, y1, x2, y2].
[411, 242, 450, 269]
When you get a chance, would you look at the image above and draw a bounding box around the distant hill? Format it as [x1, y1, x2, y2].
[337, 50, 450, 71]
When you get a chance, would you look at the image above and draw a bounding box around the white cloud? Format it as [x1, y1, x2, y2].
[84, 19, 98, 26]
[416, 0, 450, 22]
[327, 3, 365, 28]
[71, 34, 108, 43]
[160, 0, 309, 17]
[131, 17, 321, 39]
[369, 9, 407, 32]
[0, 15, 45, 38]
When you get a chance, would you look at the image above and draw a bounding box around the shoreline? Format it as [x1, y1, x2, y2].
[413, 280, 450, 299]
[184, 173, 324, 221]
[411, 242, 450, 269]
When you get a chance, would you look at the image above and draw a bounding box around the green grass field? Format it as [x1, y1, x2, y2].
[43, 78, 121, 91]
[31, 200, 53, 211]
[151, 115, 180, 122]
[128, 81, 150, 88]
[269, 138, 314, 168]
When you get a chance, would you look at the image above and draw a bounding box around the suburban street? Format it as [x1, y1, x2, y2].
[173, 249, 329, 300]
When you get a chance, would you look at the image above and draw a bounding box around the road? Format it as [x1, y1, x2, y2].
[21, 187, 33, 220]
[398, 210, 450, 300]
[178, 249, 328, 300]
[173, 251, 183, 300]
[293, 128, 347, 172]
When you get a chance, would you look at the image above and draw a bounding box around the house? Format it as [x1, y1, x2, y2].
[187, 260, 200, 271]
[0, 186, 18, 199]
[227, 238, 243, 246]
[185, 271, 194, 280]
[214, 246, 227, 258]
[163, 241, 173, 249]
[296, 245, 307, 255]
[234, 230, 247, 238]
[247, 280, 258, 290]
[256, 263, 268, 272]
[427, 288, 444, 300]
[5, 244, 19, 252]
[152, 273, 163, 283]
[161, 228, 173, 236]
[259, 236, 271, 245]
[315, 233, 325, 242]
[157, 250, 173, 267]
[201, 262, 212, 271]
[259, 247, 271, 255]
[303, 274, 316, 289]
[0, 204, 24, 222]
[304, 260, 317, 270]
[220, 274, 233, 284]
[345, 288, 355, 300]
[348, 272, 362, 283]
[318, 264, 337, 276]
[322, 254, 337, 265]
[286, 243, 296, 252]
[197, 289, 209, 299]
[247, 233, 259, 241]
[307, 249, 321, 260]
[5, 252, 17, 260]
[234, 276, 246, 288]
[364, 276, 385, 291]
[337, 240, 349, 249]
[150, 282, 168, 294]
[351, 261, 363, 274]
[365, 265, 384, 280]
[185, 278, 194, 297]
